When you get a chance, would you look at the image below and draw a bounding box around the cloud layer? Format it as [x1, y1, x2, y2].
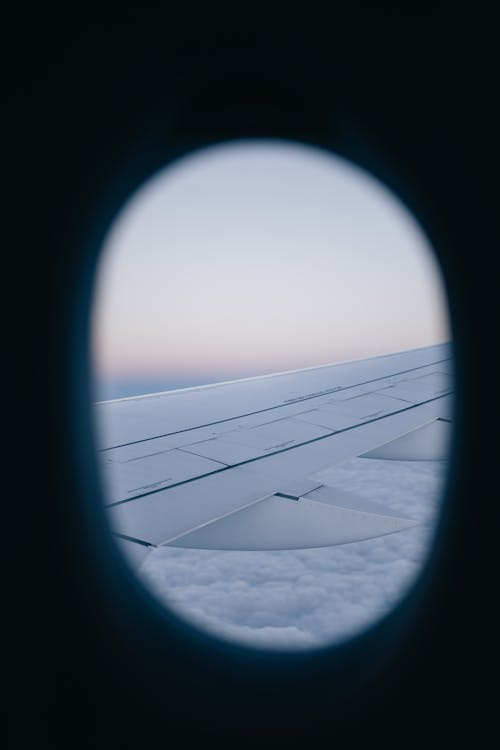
[139, 457, 447, 650]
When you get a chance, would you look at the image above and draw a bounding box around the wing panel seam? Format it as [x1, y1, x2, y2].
[99, 357, 452, 452]
[106, 393, 451, 508]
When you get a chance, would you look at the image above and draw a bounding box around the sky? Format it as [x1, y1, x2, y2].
[92, 139, 450, 401]
[92, 139, 451, 649]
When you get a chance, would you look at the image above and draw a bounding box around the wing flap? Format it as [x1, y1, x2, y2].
[107, 467, 277, 546]
[166, 494, 417, 551]
[360, 418, 451, 460]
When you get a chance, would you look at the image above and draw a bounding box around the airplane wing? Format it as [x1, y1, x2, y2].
[94, 343, 453, 563]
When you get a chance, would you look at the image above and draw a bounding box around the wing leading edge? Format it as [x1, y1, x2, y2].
[94, 344, 453, 559]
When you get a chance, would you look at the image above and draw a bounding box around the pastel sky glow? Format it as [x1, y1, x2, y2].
[92, 139, 450, 400]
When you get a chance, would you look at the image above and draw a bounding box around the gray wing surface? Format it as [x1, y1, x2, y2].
[94, 343, 453, 559]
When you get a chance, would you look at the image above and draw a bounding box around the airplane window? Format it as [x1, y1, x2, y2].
[91, 139, 453, 650]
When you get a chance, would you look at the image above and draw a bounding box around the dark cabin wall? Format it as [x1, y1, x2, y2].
[5, 6, 496, 746]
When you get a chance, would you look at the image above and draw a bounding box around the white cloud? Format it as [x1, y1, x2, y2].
[139, 458, 448, 650]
